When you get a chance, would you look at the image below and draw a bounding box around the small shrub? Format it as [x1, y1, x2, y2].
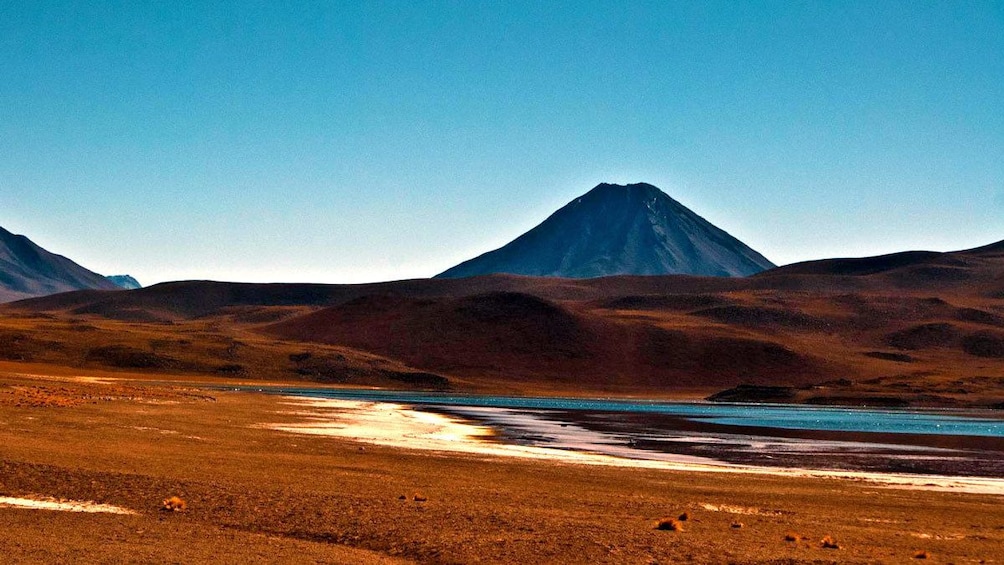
[86, 345, 174, 369]
[731, 522, 743, 529]
[215, 363, 246, 376]
[677, 512, 689, 521]
[913, 550, 930, 559]
[289, 352, 312, 363]
[821, 535, 840, 549]
[161, 496, 187, 512]
[655, 518, 683, 531]
[413, 493, 427, 502]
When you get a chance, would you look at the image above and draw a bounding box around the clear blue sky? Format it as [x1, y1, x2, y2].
[1, 1, 1001, 285]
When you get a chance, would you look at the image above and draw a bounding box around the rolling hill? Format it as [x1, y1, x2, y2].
[2, 238, 1003, 404]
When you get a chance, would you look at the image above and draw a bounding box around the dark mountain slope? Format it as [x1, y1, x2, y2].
[0, 226, 119, 302]
[4, 238, 1004, 402]
[437, 183, 775, 279]
[107, 275, 142, 289]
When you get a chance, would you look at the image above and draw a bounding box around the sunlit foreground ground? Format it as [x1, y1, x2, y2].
[2, 369, 1003, 564]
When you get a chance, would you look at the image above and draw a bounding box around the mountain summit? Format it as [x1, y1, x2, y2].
[0, 226, 120, 302]
[437, 182, 775, 279]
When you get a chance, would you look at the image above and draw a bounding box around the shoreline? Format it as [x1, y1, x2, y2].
[4, 371, 1003, 563]
[265, 396, 1004, 496]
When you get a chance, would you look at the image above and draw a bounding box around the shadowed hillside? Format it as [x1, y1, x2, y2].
[438, 183, 775, 279]
[264, 291, 823, 390]
[1, 239, 1003, 403]
[0, 226, 120, 302]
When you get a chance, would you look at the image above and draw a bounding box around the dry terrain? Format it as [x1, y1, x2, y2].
[1, 370, 1002, 564]
[0, 241, 1003, 406]
[1, 242, 1003, 562]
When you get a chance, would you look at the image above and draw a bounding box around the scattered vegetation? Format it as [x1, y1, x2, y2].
[0, 331, 44, 361]
[289, 353, 352, 381]
[707, 384, 796, 403]
[382, 370, 450, 389]
[0, 385, 85, 408]
[215, 363, 247, 376]
[655, 518, 684, 531]
[962, 331, 1004, 358]
[85, 345, 177, 369]
[820, 535, 840, 549]
[161, 496, 187, 512]
[886, 323, 960, 350]
[864, 351, 914, 363]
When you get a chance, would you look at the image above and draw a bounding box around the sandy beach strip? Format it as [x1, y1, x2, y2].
[264, 397, 1004, 496]
[0, 496, 135, 515]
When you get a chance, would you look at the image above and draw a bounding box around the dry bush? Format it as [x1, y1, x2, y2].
[677, 512, 689, 521]
[820, 535, 840, 549]
[86, 345, 175, 369]
[731, 522, 743, 529]
[215, 363, 247, 376]
[412, 493, 427, 502]
[913, 550, 930, 559]
[784, 532, 805, 542]
[655, 518, 683, 532]
[161, 496, 187, 512]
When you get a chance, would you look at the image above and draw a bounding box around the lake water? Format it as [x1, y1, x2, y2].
[237, 386, 1004, 477]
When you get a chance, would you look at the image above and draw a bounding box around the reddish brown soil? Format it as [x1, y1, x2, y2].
[1, 371, 1002, 564]
[0, 243, 1003, 405]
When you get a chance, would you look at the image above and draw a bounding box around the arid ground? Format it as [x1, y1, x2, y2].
[2, 244, 1003, 562]
[3, 242, 1004, 408]
[1, 369, 1002, 564]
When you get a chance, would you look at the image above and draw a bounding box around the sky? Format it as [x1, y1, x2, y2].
[0, 1, 1002, 286]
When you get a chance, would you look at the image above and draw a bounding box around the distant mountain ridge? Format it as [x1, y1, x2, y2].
[107, 275, 142, 290]
[437, 182, 775, 279]
[0, 226, 120, 302]
[9, 236, 1004, 402]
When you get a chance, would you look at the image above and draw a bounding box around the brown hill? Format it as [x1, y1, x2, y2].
[263, 291, 822, 390]
[2, 239, 1004, 403]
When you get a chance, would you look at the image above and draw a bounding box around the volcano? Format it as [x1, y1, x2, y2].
[437, 182, 775, 279]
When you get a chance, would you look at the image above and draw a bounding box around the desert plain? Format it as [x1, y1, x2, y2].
[0, 366, 1002, 565]
[2, 243, 1004, 563]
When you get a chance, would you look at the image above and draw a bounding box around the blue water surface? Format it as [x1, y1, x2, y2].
[230, 386, 1004, 438]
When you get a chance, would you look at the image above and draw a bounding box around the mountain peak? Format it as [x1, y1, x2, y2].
[437, 182, 775, 279]
[107, 275, 142, 290]
[585, 182, 661, 197]
[0, 226, 121, 302]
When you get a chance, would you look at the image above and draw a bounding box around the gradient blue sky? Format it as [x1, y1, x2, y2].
[1, 1, 1002, 285]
